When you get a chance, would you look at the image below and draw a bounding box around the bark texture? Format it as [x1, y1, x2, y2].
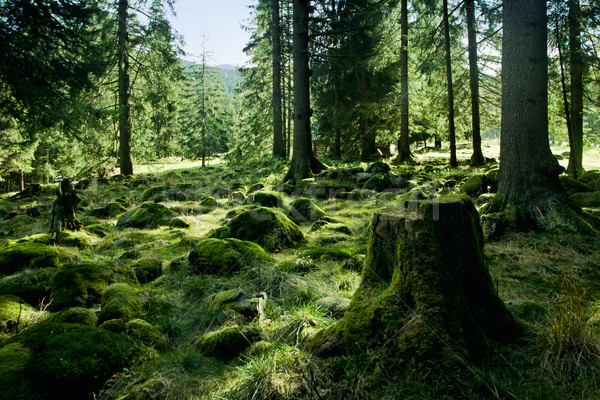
[118, 0, 133, 176]
[50, 179, 82, 234]
[567, 0, 584, 178]
[272, 0, 285, 158]
[466, 0, 485, 167]
[443, 0, 457, 167]
[311, 198, 524, 375]
[393, 0, 412, 164]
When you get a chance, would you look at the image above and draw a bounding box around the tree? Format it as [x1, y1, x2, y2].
[567, 0, 584, 178]
[466, 0, 485, 167]
[482, 0, 597, 236]
[272, 0, 286, 157]
[443, 0, 457, 167]
[393, 0, 413, 164]
[118, 0, 133, 176]
[284, 0, 326, 182]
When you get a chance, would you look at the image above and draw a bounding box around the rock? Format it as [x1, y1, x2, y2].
[131, 259, 163, 284]
[460, 174, 487, 196]
[571, 191, 600, 208]
[287, 197, 326, 223]
[25, 207, 42, 218]
[347, 188, 376, 201]
[245, 190, 284, 208]
[476, 193, 497, 207]
[486, 168, 499, 193]
[10, 184, 42, 200]
[195, 325, 262, 360]
[0, 322, 135, 400]
[51, 262, 136, 310]
[141, 186, 172, 202]
[120, 250, 141, 261]
[98, 283, 142, 324]
[504, 300, 547, 324]
[85, 223, 108, 238]
[169, 217, 190, 228]
[560, 175, 593, 195]
[209, 289, 267, 319]
[188, 238, 273, 275]
[354, 172, 373, 183]
[581, 170, 600, 185]
[314, 296, 351, 318]
[152, 189, 188, 203]
[230, 191, 246, 201]
[363, 174, 393, 192]
[366, 161, 391, 174]
[388, 172, 407, 189]
[89, 202, 128, 219]
[0, 242, 60, 275]
[56, 230, 98, 248]
[124, 318, 166, 349]
[0, 295, 38, 331]
[50, 307, 98, 326]
[217, 207, 304, 252]
[248, 183, 264, 193]
[168, 256, 189, 273]
[116, 202, 176, 229]
[310, 221, 353, 236]
[0, 268, 57, 305]
[4, 214, 38, 237]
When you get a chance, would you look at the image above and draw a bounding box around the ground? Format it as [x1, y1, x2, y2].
[0, 140, 599, 400]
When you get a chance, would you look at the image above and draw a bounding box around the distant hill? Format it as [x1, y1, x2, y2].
[180, 59, 243, 96]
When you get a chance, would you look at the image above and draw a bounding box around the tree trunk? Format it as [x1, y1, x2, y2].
[444, 0, 457, 168]
[466, 0, 485, 167]
[311, 198, 524, 374]
[482, 0, 597, 236]
[272, 0, 286, 158]
[557, 25, 572, 154]
[50, 179, 82, 235]
[360, 67, 376, 161]
[284, 0, 326, 182]
[333, 80, 341, 159]
[118, 0, 133, 176]
[393, 0, 412, 164]
[567, 0, 584, 179]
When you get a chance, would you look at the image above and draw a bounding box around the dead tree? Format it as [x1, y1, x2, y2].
[50, 179, 82, 234]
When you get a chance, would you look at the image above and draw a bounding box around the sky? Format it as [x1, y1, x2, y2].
[170, 0, 257, 67]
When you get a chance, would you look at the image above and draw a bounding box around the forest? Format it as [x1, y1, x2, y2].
[1, 0, 600, 399]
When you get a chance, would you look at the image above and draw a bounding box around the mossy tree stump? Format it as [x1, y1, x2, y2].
[313, 197, 524, 374]
[50, 179, 82, 234]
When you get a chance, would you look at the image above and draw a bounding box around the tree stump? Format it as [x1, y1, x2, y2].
[50, 179, 82, 234]
[311, 197, 524, 374]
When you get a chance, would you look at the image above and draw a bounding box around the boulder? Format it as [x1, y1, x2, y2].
[354, 172, 373, 183]
[217, 207, 304, 252]
[366, 161, 391, 174]
[0, 242, 60, 275]
[56, 230, 98, 249]
[141, 186, 172, 202]
[314, 296, 351, 318]
[460, 174, 487, 196]
[209, 289, 267, 319]
[310, 221, 353, 236]
[195, 325, 262, 360]
[245, 190, 284, 208]
[98, 283, 142, 324]
[0, 268, 57, 305]
[89, 202, 128, 219]
[188, 238, 273, 276]
[559, 175, 593, 195]
[571, 191, 600, 208]
[388, 172, 407, 189]
[169, 217, 190, 228]
[124, 319, 166, 349]
[116, 202, 176, 229]
[287, 197, 326, 223]
[363, 174, 393, 192]
[131, 259, 163, 284]
[0, 295, 38, 331]
[50, 307, 98, 326]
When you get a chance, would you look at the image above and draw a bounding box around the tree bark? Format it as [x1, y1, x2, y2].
[333, 80, 342, 159]
[312, 198, 524, 374]
[567, 0, 584, 179]
[482, 0, 597, 236]
[50, 179, 82, 234]
[466, 0, 485, 167]
[444, 0, 457, 168]
[284, 0, 326, 182]
[272, 0, 286, 158]
[118, 0, 133, 176]
[360, 67, 376, 161]
[393, 0, 412, 164]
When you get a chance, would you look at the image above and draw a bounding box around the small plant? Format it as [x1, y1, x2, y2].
[539, 274, 600, 377]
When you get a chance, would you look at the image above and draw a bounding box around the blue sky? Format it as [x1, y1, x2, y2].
[170, 0, 257, 67]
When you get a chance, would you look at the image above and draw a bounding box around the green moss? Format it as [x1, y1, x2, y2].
[0, 322, 135, 400]
[98, 318, 128, 334]
[125, 318, 166, 349]
[50, 307, 98, 326]
[571, 191, 600, 208]
[51, 262, 136, 310]
[311, 221, 353, 236]
[219, 207, 304, 252]
[188, 238, 273, 275]
[141, 186, 171, 202]
[0, 242, 60, 276]
[245, 191, 284, 208]
[0, 295, 38, 330]
[169, 217, 190, 228]
[56, 230, 98, 249]
[116, 202, 175, 229]
[5, 214, 38, 237]
[98, 283, 142, 324]
[460, 174, 487, 196]
[559, 175, 593, 194]
[363, 174, 392, 192]
[287, 197, 326, 223]
[195, 325, 262, 360]
[130, 259, 163, 284]
[0, 267, 56, 305]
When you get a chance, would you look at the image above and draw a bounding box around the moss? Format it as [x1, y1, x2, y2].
[188, 238, 273, 275]
[0, 267, 57, 305]
[116, 202, 175, 229]
[169, 217, 190, 228]
[245, 191, 284, 208]
[125, 318, 166, 350]
[141, 186, 171, 202]
[460, 174, 487, 196]
[98, 283, 142, 324]
[50, 307, 98, 326]
[559, 175, 593, 195]
[195, 325, 262, 360]
[56, 230, 98, 249]
[219, 207, 304, 252]
[4, 214, 38, 237]
[287, 197, 326, 223]
[310, 221, 353, 236]
[571, 191, 600, 208]
[363, 174, 392, 192]
[51, 262, 136, 310]
[0, 322, 135, 400]
[0, 242, 60, 276]
[299, 247, 354, 261]
[130, 259, 163, 284]
[89, 202, 128, 219]
[98, 318, 128, 334]
[0, 295, 38, 331]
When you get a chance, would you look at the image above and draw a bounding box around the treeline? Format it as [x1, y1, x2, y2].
[0, 0, 237, 192]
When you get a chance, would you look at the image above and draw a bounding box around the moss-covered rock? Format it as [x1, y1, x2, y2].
[571, 191, 600, 208]
[217, 207, 304, 252]
[0, 322, 135, 400]
[50, 307, 98, 326]
[0, 295, 39, 331]
[51, 262, 136, 310]
[460, 174, 487, 196]
[56, 230, 98, 249]
[188, 238, 273, 275]
[4, 214, 38, 237]
[98, 283, 142, 324]
[89, 202, 128, 219]
[0, 242, 60, 276]
[195, 325, 262, 360]
[245, 190, 284, 208]
[125, 318, 166, 349]
[310, 221, 353, 236]
[169, 216, 190, 228]
[363, 174, 393, 192]
[287, 197, 326, 223]
[131, 259, 163, 284]
[0, 267, 56, 305]
[314, 296, 351, 318]
[141, 186, 172, 202]
[209, 289, 267, 319]
[366, 161, 391, 174]
[559, 175, 593, 195]
[116, 202, 175, 229]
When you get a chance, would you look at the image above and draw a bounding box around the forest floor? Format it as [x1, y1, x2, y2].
[0, 144, 599, 400]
